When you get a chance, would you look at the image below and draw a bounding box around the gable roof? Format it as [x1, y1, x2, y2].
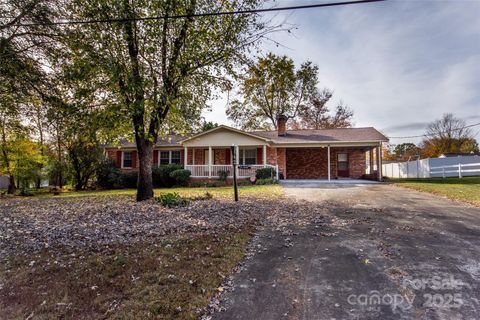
[180, 125, 272, 144]
[251, 127, 388, 144]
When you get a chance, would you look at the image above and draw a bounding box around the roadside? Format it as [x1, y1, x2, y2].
[212, 184, 480, 320]
[390, 176, 480, 207]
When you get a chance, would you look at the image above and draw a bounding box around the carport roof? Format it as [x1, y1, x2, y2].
[251, 127, 389, 144]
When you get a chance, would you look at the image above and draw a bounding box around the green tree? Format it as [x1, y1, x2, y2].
[297, 88, 354, 129]
[393, 142, 420, 160]
[227, 53, 318, 130]
[421, 114, 479, 157]
[65, 0, 271, 200]
[199, 121, 219, 132]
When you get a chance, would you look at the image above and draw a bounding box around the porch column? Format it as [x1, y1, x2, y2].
[377, 143, 383, 181]
[263, 145, 267, 166]
[368, 148, 373, 174]
[184, 147, 188, 168]
[208, 146, 212, 178]
[327, 145, 331, 181]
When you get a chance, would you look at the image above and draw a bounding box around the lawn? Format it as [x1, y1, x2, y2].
[1, 231, 252, 319]
[0, 184, 283, 319]
[28, 184, 284, 200]
[391, 176, 480, 206]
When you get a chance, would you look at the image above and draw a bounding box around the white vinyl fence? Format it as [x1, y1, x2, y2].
[382, 155, 480, 179]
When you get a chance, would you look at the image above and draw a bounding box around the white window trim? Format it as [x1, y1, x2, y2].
[121, 151, 133, 169]
[158, 150, 182, 166]
[240, 148, 257, 165]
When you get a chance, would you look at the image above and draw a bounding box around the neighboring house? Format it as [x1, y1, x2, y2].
[105, 116, 388, 181]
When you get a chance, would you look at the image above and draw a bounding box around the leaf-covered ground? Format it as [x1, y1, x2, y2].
[0, 187, 328, 319]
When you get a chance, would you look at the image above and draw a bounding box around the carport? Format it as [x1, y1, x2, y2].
[284, 145, 383, 181]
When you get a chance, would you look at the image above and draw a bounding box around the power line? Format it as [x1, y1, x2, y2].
[388, 122, 480, 139]
[3, 0, 386, 28]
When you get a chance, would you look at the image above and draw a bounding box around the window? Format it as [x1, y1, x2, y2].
[171, 151, 181, 164]
[159, 150, 182, 165]
[123, 151, 132, 168]
[160, 151, 170, 165]
[241, 148, 257, 165]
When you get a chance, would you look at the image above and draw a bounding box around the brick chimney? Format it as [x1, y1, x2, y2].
[277, 114, 287, 136]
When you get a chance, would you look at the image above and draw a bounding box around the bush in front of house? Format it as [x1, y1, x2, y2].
[255, 167, 276, 180]
[170, 169, 191, 187]
[255, 178, 278, 185]
[218, 170, 229, 182]
[156, 164, 183, 187]
[121, 171, 138, 188]
[96, 159, 124, 189]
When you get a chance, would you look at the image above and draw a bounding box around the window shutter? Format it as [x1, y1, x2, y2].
[225, 149, 231, 164]
[132, 151, 137, 168]
[116, 151, 122, 168]
[257, 148, 263, 165]
[153, 150, 158, 165]
[180, 149, 184, 165]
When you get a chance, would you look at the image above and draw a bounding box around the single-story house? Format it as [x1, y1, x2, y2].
[105, 116, 388, 181]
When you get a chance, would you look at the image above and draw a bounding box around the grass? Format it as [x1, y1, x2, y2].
[0, 230, 253, 320]
[390, 176, 480, 206]
[22, 184, 284, 200]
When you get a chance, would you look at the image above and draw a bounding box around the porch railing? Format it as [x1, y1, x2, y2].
[185, 164, 278, 179]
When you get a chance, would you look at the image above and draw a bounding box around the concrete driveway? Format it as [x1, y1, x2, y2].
[212, 184, 480, 320]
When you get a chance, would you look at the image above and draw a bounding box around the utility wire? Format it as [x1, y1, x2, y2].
[2, 0, 386, 27]
[388, 122, 480, 139]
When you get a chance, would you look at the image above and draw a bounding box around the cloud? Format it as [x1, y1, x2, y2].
[204, 0, 480, 142]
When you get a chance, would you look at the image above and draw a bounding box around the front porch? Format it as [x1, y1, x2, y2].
[183, 145, 278, 179]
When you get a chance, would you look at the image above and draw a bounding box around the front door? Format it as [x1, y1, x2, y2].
[337, 153, 349, 177]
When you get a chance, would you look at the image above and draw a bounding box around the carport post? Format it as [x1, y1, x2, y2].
[327, 145, 331, 181]
[377, 143, 383, 181]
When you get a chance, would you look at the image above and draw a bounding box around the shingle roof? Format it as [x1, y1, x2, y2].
[110, 134, 186, 148]
[250, 127, 388, 144]
[107, 127, 388, 148]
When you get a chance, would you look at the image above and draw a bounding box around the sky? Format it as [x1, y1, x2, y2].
[202, 0, 480, 145]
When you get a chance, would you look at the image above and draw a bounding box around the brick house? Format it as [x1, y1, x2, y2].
[105, 116, 388, 181]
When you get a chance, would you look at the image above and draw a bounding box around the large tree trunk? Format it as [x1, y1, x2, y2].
[136, 138, 154, 201]
[7, 174, 15, 194]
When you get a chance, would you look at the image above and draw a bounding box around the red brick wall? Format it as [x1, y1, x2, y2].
[277, 148, 287, 179]
[286, 147, 367, 179]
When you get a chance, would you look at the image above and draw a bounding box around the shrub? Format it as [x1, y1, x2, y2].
[170, 169, 191, 186]
[256, 178, 278, 185]
[157, 164, 183, 188]
[121, 171, 138, 188]
[255, 167, 276, 180]
[188, 192, 213, 201]
[96, 160, 123, 189]
[218, 170, 229, 182]
[19, 187, 34, 197]
[156, 192, 188, 207]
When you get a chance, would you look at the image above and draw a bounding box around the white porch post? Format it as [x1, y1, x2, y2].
[327, 145, 331, 181]
[208, 146, 212, 178]
[184, 147, 188, 168]
[263, 145, 267, 166]
[377, 143, 382, 181]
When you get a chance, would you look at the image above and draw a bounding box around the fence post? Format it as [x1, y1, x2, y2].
[458, 163, 462, 178]
[442, 167, 445, 178]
